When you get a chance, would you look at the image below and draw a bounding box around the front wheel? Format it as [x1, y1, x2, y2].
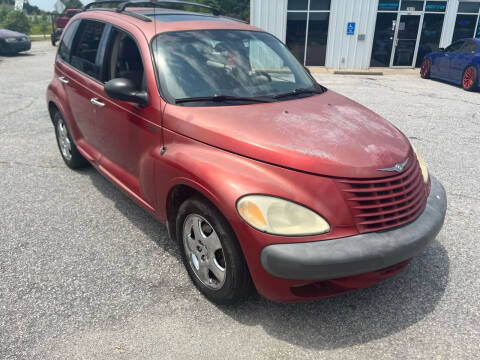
[463, 66, 478, 91]
[420, 59, 431, 79]
[176, 196, 253, 304]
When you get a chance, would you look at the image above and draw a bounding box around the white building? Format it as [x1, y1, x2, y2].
[250, 0, 480, 69]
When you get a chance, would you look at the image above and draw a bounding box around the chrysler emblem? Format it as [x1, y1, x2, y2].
[378, 158, 409, 173]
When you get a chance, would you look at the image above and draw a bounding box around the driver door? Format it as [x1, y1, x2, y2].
[438, 41, 464, 81]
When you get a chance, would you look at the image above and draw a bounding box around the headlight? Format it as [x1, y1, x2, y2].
[237, 195, 330, 236]
[5, 37, 17, 43]
[411, 145, 429, 184]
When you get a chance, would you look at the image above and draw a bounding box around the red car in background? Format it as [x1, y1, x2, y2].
[46, 1, 447, 304]
[51, 8, 82, 46]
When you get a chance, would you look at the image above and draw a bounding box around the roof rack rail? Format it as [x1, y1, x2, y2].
[83, 1, 124, 11]
[83, 1, 222, 15]
[116, 1, 222, 16]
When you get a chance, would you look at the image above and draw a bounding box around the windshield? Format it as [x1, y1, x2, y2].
[152, 30, 319, 105]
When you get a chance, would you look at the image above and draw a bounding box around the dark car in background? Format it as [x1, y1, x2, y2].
[0, 29, 31, 55]
[421, 38, 480, 91]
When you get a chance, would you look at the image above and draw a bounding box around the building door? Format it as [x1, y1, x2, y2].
[391, 13, 423, 67]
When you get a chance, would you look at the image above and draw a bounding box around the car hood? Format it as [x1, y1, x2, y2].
[164, 90, 412, 178]
[0, 29, 27, 38]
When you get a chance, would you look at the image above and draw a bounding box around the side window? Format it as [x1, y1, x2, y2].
[462, 42, 478, 54]
[58, 19, 80, 62]
[70, 20, 106, 79]
[445, 42, 464, 53]
[104, 29, 145, 91]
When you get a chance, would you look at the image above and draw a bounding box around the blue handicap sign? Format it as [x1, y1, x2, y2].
[347, 22, 355, 35]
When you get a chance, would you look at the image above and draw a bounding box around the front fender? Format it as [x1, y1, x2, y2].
[155, 129, 359, 300]
[156, 129, 357, 245]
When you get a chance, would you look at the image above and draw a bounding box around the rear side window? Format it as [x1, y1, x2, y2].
[462, 41, 478, 54]
[58, 19, 80, 62]
[70, 20, 106, 79]
[446, 42, 464, 53]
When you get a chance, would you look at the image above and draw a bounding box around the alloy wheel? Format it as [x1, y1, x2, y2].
[421, 60, 429, 77]
[182, 214, 226, 290]
[463, 67, 475, 90]
[57, 119, 72, 161]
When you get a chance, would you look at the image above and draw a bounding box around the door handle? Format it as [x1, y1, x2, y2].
[58, 76, 69, 84]
[90, 98, 105, 107]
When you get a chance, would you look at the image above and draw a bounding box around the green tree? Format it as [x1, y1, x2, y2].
[24, 1, 42, 15]
[0, 4, 11, 23]
[197, 0, 249, 22]
[61, 0, 84, 9]
[4, 9, 31, 34]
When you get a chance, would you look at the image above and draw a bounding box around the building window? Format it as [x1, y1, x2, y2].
[286, 12, 308, 63]
[371, 13, 398, 67]
[288, 0, 308, 10]
[425, 1, 447, 12]
[416, 13, 445, 66]
[458, 1, 480, 13]
[453, 1, 480, 41]
[401, 1, 425, 11]
[285, 0, 331, 66]
[371, 0, 446, 67]
[378, 1, 399, 11]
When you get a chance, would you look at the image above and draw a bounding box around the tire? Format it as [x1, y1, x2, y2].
[462, 66, 478, 91]
[176, 196, 253, 304]
[420, 59, 431, 79]
[53, 112, 89, 169]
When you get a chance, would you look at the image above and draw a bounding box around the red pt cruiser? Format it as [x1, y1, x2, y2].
[46, 1, 447, 304]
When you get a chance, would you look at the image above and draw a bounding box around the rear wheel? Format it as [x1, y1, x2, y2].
[420, 59, 431, 79]
[176, 196, 253, 304]
[53, 112, 89, 169]
[462, 66, 478, 91]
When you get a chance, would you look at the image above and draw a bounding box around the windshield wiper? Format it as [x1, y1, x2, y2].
[273, 87, 324, 100]
[175, 95, 274, 104]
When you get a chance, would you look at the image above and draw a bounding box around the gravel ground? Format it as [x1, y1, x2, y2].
[0, 41, 479, 359]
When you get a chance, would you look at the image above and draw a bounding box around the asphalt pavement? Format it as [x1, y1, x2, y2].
[0, 41, 479, 359]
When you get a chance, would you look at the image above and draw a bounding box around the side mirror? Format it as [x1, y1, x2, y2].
[104, 78, 148, 106]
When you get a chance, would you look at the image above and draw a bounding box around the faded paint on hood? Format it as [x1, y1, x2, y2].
[164, 90, 412, 178]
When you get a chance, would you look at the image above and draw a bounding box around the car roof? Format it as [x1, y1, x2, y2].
[78, 7, 260, 41]
[457, 38, 480, 44]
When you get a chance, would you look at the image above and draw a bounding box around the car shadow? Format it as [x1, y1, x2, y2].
[83, 166, 449, 350]
[0, 52, 33, 58]
[216, 240, 449, 350]
[84, 167, 181, 262]
[428, 77, 479, 92]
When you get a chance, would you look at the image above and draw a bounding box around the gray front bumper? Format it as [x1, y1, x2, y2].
[261, 176, 447, 281]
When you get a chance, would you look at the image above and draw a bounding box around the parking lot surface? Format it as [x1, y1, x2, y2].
[1, 41, 479, 359]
